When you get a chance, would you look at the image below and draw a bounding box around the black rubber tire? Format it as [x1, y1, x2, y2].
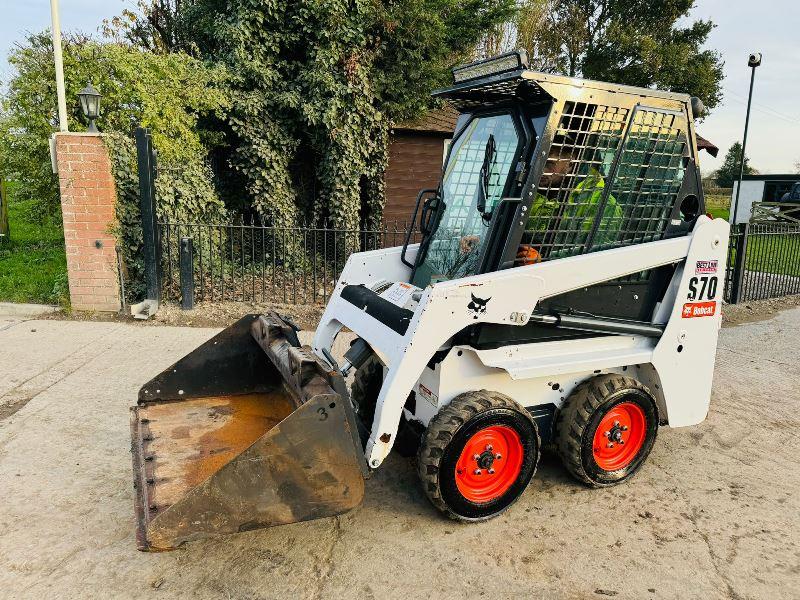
[556, 374, 658, 487]
[417, 390, 540, 521]
[350, 355, 384, 432]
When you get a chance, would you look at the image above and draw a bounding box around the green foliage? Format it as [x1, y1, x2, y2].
[100, 0, 515, 233]
[2, 32, 230, 300]
[102, 0, 189, 54]
[516, 0, 724, 112]
[103, 133, 146, 300]
[1, 31, 229, 216]
[715, 142, 754, 188]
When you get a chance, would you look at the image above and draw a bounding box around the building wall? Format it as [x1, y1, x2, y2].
[730, 180, 764, 224]
[383, 132, 448, 225]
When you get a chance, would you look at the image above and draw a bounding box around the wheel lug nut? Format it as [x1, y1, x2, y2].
[622, 425, 628, 431]
[474, 469, 482, 475]
[488, 469, 495, 475]
[473, 454, 481, 461]
[485, 444, 493, 452]
[604, 431, 611, 438]
[495, 453, 502, 460]
[614, 420, 620, 427]
[607, 442, 614, 448]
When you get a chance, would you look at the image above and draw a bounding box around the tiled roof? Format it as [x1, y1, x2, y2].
[395, 103, 459, 134]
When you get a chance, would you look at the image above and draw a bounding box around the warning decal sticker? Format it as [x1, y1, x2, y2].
[418, 383, 438, 406]
[682, 301, 717, 318]
[381, 282, 417, 307]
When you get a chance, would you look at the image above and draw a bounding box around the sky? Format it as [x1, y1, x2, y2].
[1, 0, 799, 175]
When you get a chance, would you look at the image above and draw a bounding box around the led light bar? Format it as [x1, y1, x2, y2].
[452, 49, 529, 84]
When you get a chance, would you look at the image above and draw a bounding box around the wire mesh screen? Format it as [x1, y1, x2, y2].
[519, 103, 690, 274]
[593, 108, 687, 251]
[520, 101, 629, 262]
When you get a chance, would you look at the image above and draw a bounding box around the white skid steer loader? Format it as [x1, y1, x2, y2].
[130, 50, 730, 550]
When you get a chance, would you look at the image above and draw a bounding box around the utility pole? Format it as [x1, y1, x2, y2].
[732, 52, 762, 224]
[50, 0, 69, 132]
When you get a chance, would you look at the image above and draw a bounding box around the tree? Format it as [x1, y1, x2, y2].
[514, 0, 565, 72]
[102, 0, 190, 54]
[1, 32, 228, 219]
[105, 0, 516, 231]
[514, 0, 724, 111]
[714, 142, 754, 189]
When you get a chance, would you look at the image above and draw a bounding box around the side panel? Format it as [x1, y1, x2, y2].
[411, 346, 636, 427]
[650, 217, 729, 426]
[314, 218, 723, 467]
[412, 216, 727, 432]
[362, 232, 692, 467]
[313, 244, 416, 355]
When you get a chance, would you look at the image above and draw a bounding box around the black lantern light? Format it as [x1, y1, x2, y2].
[77, 81, 101, 132]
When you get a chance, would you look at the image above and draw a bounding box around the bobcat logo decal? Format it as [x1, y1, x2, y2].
[467, 293, 491, 319]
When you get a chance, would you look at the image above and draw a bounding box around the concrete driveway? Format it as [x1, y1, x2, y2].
[0, 309, 798, 599]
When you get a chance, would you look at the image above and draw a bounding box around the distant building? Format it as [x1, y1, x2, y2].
[384, 105, 457, 224]
[731, 174, 800, 223]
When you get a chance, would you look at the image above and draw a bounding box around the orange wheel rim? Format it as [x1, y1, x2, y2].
[455, 425, 524, 503]
[592, 401, 647, 471]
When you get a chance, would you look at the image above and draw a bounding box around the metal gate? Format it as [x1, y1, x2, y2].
[727, 222, 800, 303]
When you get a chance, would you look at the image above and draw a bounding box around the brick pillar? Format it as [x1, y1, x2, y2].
[55, 133, 121, 312]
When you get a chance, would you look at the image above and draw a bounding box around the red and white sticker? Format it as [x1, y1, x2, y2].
[418, 383, 438, 406]
[682, 301, 717, 318]
[695, 260, 718, 275]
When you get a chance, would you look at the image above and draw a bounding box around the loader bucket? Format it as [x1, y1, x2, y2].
[130, 313, 367, 551]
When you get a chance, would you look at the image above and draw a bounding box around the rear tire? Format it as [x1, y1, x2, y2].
[417, 390, 540, 521]
[556, 374, 658, 487]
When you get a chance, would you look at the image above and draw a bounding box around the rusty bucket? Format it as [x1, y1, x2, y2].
[130, 314, 367, 551]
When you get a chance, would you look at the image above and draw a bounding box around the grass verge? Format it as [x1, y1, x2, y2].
[705, 193, 730, 221]
[745, 234, 800, 277]
[0, 193, 69, 305]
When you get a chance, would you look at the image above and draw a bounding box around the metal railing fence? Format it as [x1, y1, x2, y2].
[158, 219, 420, 305]
[731, 222, 800, 302]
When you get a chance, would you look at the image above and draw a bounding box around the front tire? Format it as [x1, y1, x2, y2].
[350, 355, 383, 434]
[417, 390, 540, 521]
[556, 374, 658, 487]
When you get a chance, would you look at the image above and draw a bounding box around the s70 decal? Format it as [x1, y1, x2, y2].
[687, 276, 718, 301]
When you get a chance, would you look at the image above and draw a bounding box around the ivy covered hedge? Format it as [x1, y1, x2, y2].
[182, 0, 516, 231]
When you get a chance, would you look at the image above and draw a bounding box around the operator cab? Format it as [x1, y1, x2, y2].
[404, 50, 706, 329]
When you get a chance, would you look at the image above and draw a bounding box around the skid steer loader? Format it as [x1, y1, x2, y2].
[130, 50, 730, 550]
